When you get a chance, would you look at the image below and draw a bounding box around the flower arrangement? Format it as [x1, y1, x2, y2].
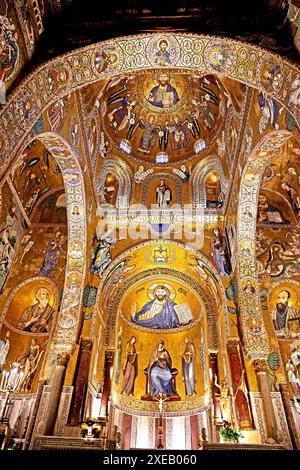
[219, 421, 243, 443]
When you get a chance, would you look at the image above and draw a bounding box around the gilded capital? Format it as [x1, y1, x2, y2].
[81, 337, 93, 352]
[106, 349, 115, 363]
[253, 359, 268, 374]
[56, 352, 70, 367]
[227, 340, 239, 353]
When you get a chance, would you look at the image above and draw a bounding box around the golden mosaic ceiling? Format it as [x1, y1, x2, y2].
[101, 70, 226, 165]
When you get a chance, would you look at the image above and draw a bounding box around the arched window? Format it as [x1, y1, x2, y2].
[205, 171, 222, 208]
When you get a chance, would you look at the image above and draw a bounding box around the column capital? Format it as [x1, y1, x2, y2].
[56, 352, 70, 367]
[105, 349, 115, 363]
[253, 359, 268, 374]
[209, 352, 218, 361]
[279, 383, 288, 393]
[227, 339, 239, 352]
[81, 337, 93, 352]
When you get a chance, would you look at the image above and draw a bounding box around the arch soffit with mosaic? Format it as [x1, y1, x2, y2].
[237, 130, 292, 360]
[22, 132, 87, 353]
[29, 185, 66, 222]
[0, 33, 299, 178]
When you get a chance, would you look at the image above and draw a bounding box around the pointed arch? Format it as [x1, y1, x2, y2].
[34, 132, 87, 353]
[0, 33, 299, 178]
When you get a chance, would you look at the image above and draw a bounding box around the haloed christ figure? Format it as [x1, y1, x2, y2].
[131, 286, 180, 329]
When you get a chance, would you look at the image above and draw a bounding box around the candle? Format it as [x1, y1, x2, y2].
[14, 371, 19, 390]
[3, 371, 9, 390]
[12, 372, 17, 390]
[0, 371, 6, 390]
[16, 372, 24, 391]
[7, 370, 12, 388]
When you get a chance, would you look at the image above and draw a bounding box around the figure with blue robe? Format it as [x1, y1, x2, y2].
[39, 238, 60, 275]
[148, 341, 177, 397]
[258, 91, 281, 133]
[90, 233, 116, 276]
[131, 286, 180, 329]
[210, 227, 232, 276]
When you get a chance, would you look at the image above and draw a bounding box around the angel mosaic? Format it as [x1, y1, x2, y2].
[90, 231, 117, 276]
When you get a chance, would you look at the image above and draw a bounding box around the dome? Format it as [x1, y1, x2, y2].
[101, 70, 225, 165]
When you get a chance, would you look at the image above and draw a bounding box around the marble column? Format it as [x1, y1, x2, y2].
[68, 338, 93, 426]
[121, 413, 132, 450]
[280, 383, 300, 449]
[190, 415, 199, 450]
[254, 359, 277, 441]
[43, 353, 69, 436]
[209, 353, 222, 426]
[155, 416, 166, 449]
[99, 350, 114, 419]
[25, 380, 45, 449]
[227, 340, 253, 429]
